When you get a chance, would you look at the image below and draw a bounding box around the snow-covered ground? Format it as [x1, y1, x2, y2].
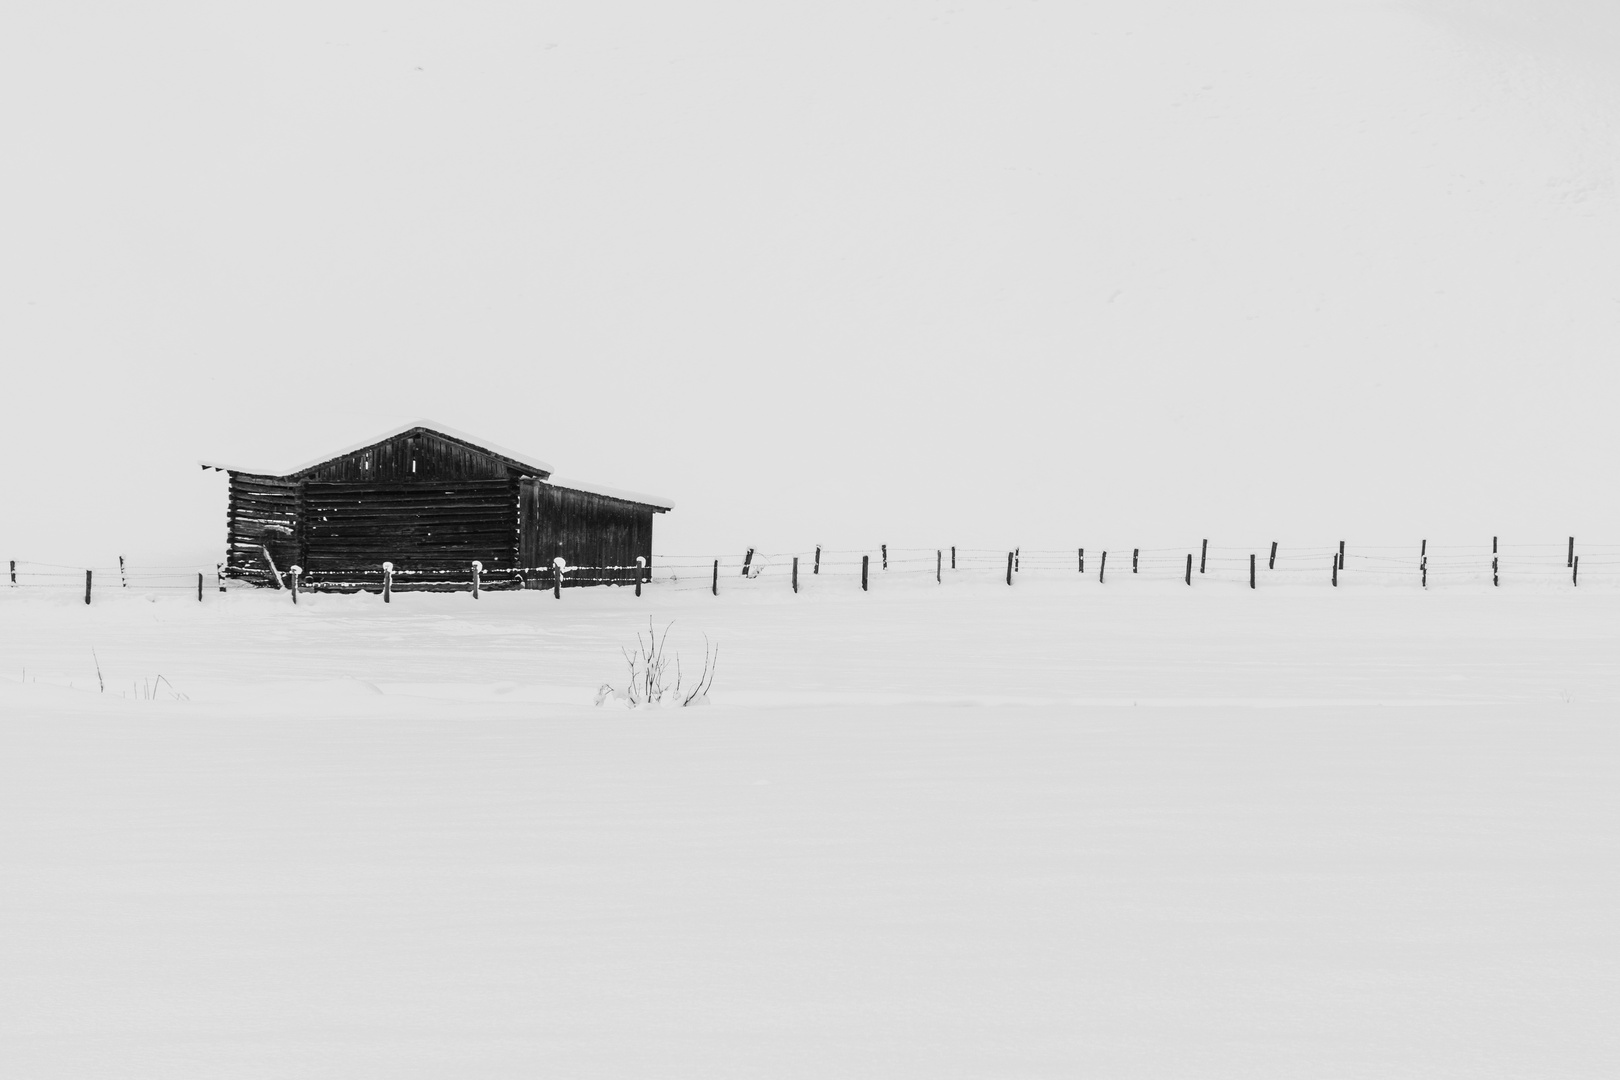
[3, 570, 1618, 1077]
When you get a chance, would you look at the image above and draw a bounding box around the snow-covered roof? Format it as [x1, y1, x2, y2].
[547, 476, 674, 512]
[198, 419, 555, 477]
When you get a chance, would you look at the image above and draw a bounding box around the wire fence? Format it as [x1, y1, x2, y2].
[1, 539, 1608, 602]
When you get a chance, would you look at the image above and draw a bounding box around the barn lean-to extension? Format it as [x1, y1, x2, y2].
[200, 422, 673, 590]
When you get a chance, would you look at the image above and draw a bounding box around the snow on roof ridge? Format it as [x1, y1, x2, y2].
[546, 476, 675, 511]
[198, 419, 555, 477]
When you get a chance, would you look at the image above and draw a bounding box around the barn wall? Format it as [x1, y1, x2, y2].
[519, 481, 654, 587]
[301, 478, 521, 588]
[225, 474, 301, 584]
[297, 431, 524, 484]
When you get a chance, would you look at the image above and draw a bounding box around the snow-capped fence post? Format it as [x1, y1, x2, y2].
[471, 560, 482, 599]
[814, 546, 821, 575]
[862, 555, 870, 591]
[289, 565, 301, 604]
[1078, 548, 1084, 574]
[1185, 554, 1192, 586]
[119, 555, 127, 588]
[555, 558, 566, 599]
[1269, 542, 1277, 570]
[742, 549, 754, 577]
[197, 572, 203, 602]
[636, 556, 646, 597]
[711, 559, 718, 597]
[1200, 539, 1207, 574]
[1099, 551, 1107, 583]
[936, 549, 942, 584]
[792, 556, 799, 593]
[1250, 554, 1256, 589]
[1568, 537, 1575, 568]
[84, 569, 92, 605]
[1132, 548, 1139, 574]
[882, 544, 888, 570]
[217, 562, 226, 593]
[1492, 536, 1499, 587]
[382, 562, 393, 603]
[1573, 555, 1580, 586]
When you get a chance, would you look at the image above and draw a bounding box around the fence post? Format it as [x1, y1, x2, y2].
[1573, 555, 1579, 586]
[742, 548, 754, 577]
[1078, 548, 1084, 574]
[1185, 554, 1191, 585]
[1200, 539, 1207, 574]
[1338, 540, 1345, 571]
[1492, 536, 1498, 587]
[1250, 553, 1256, 589]
[1099, 551, 1107, 583]
[1269, 542, 1277, 570]
[471, 560, 482, 599]
[936, 550, 942, 584]
[711, 559, 718, 597]
[1132, 548, 1139, 574]
[9, 560, 15, 586]
[1014, 547, 1020, 573]
[1006, 552, 1013, 586]
[290, 565, 301, 604]
[197, 571, 203, 602]
[554, 557, 566, 598]
[792, 556, 799, 594]
[119, 555, 127, 588]
[84, 569, 92, 605]
[862, 555, 869, 592]
[1331, 556, 1337, 588]
[951, 546, 956, 570]
[636, 556, 646, 597]
[382, 561, 393, 603]
[814, 546, 821, 575]
[217, 562, 226, 593]
[882, 544, 888, 571]
[1568, 537, 1575, 568]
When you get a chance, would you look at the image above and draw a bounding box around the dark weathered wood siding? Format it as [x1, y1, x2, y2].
[520, 480, 654, 587]
[296, 431, 530, 484]
[225, 474, 301, 584]
[300, 478, 520, 586]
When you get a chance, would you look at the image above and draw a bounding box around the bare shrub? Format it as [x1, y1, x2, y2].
[596, 619, 718, 709]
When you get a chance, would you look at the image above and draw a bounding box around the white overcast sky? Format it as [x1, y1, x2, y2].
[4, 2, 1620, 565]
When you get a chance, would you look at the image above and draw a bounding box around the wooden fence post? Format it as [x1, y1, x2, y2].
[882, 544, 888, 570]
[1573, 555, 1579, 586]
[1078, 548, 1084, 574]
[1250, 554, 1256, 589]
[1099, 551, 1107, 583]
[84, 569, 91, 605]
[792, 556, 799, 593]
[119, 555, 127, 588]
[711, 559, 718, 597]
[862, 555, 869, 591]
[1492, 536, 1498, 587]
[936, 550, 942, 584]
[814, 546, 821, 575]
[1338, 540, 1345, 571]
[1269, 541, 1277, 570]
[197, 571, 203, 602]
[290, 565, 301, 604]
[1185, 554, 1191, 585]
[557, 558, 567, 599]
[742, 549, 754, 577]
[9, 560, 15, 586]
[217, 562, 226, 593]
[1200, 539, 1207, 574]
[382, 562, 393, 603]
[1014, 547, 1020, 573]
[1006, 551, 1013, 586]
[1331, 556, 1337, 588]
[636, 556, 646, 597]
[1132, 548, 1139, 574]
[471, 560, 482, 599]
[951, 546, 956, 570]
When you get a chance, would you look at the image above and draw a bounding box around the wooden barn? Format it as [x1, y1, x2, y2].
[200, 423, 673, 590]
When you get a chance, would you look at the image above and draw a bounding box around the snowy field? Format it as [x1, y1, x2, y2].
[3, 569, 1619, 1078]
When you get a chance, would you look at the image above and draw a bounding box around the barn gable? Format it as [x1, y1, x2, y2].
[290, 427, 552, 483]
